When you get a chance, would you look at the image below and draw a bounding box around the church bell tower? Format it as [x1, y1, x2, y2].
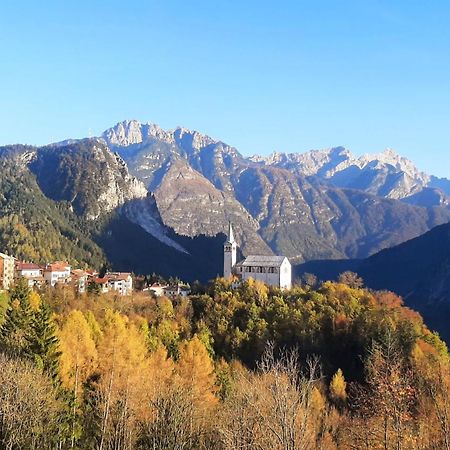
[223, 222, 237, 278]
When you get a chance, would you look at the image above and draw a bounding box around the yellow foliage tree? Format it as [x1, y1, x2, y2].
[329, 368, 347, 405]
[58, 310, 98, 448]
[84, 310, 102, 344]
[58, 310, 97, 391]
[96, 310, 151, 450]
[28, 290, 41, 311]
[148, 345, 174, 388]
[176, 336, 217, 409]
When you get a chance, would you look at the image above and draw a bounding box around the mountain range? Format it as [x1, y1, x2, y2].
[1, 119, 450, 285]
[103, 120, 450, 262]
[250, 146, 450, 206]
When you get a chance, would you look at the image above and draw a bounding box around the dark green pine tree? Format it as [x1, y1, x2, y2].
[0, 278, 32, 355]
[25, 301, 61, 382]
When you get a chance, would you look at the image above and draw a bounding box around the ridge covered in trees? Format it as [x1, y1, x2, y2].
[0, 277, 449, 449]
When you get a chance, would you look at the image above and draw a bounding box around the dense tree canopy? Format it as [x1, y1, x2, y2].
[0, 277, 448, 449]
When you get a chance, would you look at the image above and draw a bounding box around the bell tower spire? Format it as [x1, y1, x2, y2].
[227, 222, 235, 244]
[223, 222, 237, 278]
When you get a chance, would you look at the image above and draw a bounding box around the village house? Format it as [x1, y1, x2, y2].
[71, 269, 89, 294]
[163, 283, 191, 299]
[149, 283, 168, 297]
[0, 252, 136, 297]
[92, 277, 109, 294]
[0, 252, 15, 291]
[224, 223, 292, 290]
[44, 262, 72, 287]
[105, 272, 133, 296]
[16, 262, 44, 287]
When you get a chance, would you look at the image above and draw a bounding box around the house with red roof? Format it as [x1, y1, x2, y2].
[44, 261, 71, 287]
[16, 262, 45, 287]
[105, 272, 133, 296]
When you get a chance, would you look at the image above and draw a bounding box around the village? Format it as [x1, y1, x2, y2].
[0, 251, 192, 299]
[0, 224, 291, 299]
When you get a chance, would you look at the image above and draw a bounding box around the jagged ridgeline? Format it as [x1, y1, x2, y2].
[104, 120, 450, 264]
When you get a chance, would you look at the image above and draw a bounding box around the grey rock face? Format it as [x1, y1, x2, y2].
[29, 139, 147, 221]
[152, 159, 271, 256]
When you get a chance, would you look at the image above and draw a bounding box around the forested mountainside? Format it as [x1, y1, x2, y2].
[0, 277, 449, 449]
[29, 139, 147, 220]
[295, 221, 450, 343]
[0, 154, 105, 266]
[104, 120, 450, 263]
[0, 142, 224, 281]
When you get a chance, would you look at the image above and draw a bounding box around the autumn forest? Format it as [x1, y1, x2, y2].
[0, 276, 449, 449]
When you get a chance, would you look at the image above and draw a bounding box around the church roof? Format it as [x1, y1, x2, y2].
[237, 255, 289, 267]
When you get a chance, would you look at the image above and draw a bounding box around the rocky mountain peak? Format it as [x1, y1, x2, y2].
[103, 120, 144, 146]
[173, 127, 217, 151]
[103, 120, 224, 152]
[359, 148, 429, 183]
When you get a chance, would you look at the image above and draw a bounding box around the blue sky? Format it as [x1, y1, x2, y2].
[1, 0, 449, 176]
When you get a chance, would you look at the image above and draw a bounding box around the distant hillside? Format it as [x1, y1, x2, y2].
[296, 222, 450, 342]
[357, 222, 450, 342]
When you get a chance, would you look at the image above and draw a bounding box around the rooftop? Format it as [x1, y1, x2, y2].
[71, 269, 88, 277]
[17, 262, 41, 271]
[45, 262, 71, 272]
[106, 272, 131, 282]
[94, 277, 108, 284]
[237, 255, 289, 267]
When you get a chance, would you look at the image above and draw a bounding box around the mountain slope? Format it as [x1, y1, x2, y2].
[151, 159, 271, 255]
[29, 139, 147, 220]
[0, 152, 105, 266]
[357, 222, 450, 342]
[103, 120, 450, 263]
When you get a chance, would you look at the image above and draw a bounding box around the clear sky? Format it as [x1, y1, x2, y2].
[1, 1, 449, 176]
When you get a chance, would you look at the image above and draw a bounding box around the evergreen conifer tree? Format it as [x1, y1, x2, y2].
[0, 278, 32, 355]
[25, 301, 61, 381]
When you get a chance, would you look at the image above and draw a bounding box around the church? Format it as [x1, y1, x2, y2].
[223, 223, 292, 290]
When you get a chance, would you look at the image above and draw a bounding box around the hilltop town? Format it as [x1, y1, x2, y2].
[0, 251, 191, 299]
